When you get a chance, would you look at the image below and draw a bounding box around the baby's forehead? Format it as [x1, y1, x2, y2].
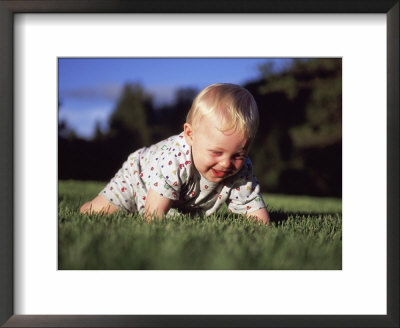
[196, 114, 249, 139]
[196, 124, 250, 148]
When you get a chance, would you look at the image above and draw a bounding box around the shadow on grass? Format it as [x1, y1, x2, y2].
[269, 210, 342, 225]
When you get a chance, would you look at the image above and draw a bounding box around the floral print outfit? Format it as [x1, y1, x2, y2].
[101, 132, 266, 217]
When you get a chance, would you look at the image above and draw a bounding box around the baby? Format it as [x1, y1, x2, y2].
[80, 83, 270, 224]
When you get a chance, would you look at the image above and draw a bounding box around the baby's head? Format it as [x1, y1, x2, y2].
[184, 83, 259, 182]
[186, 83, 259, 140]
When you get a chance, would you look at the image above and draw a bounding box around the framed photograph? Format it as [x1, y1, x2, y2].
[0, 1, 398, 327]
[57, 57, 343, 271]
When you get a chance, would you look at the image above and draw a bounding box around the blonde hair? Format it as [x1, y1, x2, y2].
[186, 83, 259, 139]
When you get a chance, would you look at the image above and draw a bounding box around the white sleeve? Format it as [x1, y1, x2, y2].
[228, 159, 266, 214]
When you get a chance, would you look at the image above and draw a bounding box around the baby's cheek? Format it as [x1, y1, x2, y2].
[200, 154, 214, 167]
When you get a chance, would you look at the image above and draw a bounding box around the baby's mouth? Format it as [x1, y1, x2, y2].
[211, 168, 229, 178]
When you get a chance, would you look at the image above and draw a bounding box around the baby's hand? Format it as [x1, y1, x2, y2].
[80, 195, 118, 215]
[144, 188, 173, 221]
[246, 208, 271, 226]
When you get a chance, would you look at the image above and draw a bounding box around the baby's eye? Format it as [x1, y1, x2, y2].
[211, 151, 222, 155]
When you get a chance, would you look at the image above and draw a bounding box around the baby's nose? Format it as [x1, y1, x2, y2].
[220, 158, 231, 169]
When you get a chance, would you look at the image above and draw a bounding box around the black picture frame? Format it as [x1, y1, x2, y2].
[0, 1, 398, 327]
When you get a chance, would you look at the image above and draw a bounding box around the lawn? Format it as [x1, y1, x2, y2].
[58, 180, 342, 270]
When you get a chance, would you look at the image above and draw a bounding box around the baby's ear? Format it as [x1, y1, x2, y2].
[183, 123, 194, 146]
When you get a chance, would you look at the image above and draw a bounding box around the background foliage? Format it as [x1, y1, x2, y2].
[59, 58, 342, 197]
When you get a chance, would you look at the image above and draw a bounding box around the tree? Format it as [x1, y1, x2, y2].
[108, 83, 153, 148]
[246, 58, 342, 196]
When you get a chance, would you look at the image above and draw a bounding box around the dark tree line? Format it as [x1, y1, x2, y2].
[59, 58, 342, 197]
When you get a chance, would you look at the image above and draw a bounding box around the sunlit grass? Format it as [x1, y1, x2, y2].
[58, 180, 342, 270]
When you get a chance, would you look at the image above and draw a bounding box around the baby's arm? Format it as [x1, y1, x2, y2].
[80, 194, 119, 215]
[246, 207, 270, 226]
[144, 188, 173, 221]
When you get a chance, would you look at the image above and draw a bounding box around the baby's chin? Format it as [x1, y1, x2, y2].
[205, 176, 223, 183]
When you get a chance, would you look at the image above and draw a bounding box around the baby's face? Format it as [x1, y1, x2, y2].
[184, 116, 249, 183]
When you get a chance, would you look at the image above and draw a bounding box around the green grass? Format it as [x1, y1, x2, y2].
[59, 180, 342, 270]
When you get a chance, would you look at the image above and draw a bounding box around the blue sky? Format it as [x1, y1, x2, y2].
[58, 58, 293, 138]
